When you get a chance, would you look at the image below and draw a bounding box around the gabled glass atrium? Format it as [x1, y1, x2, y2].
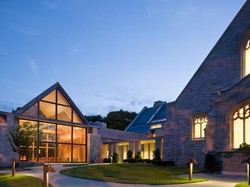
[17, 86, 87, 163]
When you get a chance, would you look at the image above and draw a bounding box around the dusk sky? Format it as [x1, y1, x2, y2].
[0, 0, 246, 116]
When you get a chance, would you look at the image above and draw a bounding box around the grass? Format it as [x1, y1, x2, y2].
[0, 173, 53, 187]
[234, 182, 250, 187]
[60, 163, 207, 185]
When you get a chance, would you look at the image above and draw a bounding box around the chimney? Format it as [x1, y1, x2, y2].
[153, 100, 163, 107]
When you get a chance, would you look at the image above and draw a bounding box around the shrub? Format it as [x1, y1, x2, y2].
[123, 158, 136, 163]
[152, 149, 162, 165]
[135, 151, 142, 160]
[152, 159, 162, 165]
[127, 150, 133, 159]
[237, 143, 250, 154]
[103, 158, 111, 163]
[162, 161, 175, 166]
[144, 159, 152, 163]
[153, 149, 161, 160]
[136, 158, 144, 163]
[112, 153, 119, 163]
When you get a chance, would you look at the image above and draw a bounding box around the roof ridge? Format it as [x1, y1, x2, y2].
[147, 102, 166, 124]
[125, 106, 147, 131]
[14, 82, 88, 124]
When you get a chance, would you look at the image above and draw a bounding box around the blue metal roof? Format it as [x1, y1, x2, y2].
[125, 101, 167, 134]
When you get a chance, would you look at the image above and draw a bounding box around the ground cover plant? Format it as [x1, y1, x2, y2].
[0, 173, 53, 187]
[234, 182, 250, 187]
[60, 163, 207, 185]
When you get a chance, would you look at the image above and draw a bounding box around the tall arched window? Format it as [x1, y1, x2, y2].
[243, 39, 250, 76]
[233, 104, 250, 148]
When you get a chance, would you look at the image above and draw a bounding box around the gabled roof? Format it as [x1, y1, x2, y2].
[125, 101, 167, 134]
[176, 1, 250, 104]
[15, 82, 88, 124]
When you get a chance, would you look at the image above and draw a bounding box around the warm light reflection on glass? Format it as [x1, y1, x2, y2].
[233, 104, 250, 148]
[22, 89, 84, 124]
[193, 116, 207, 139]
[18, 119, 87, 162]
[245, 40, 250, 76]
[150, 124, 162, 129]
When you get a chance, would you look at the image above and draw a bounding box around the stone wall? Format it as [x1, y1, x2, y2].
[0, 112, 18, 167]
[88, 133, 102, 163]
[221, 153, 248, 175]
[164, 1, 250, 167]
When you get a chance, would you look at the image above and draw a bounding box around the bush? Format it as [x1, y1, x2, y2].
[123, 158, 136, 163]
[112, 153, 119, 163]
[152, 158, 162, 166]
[127, 150, 133, 159]
[162, 161, 175, 166]
[103, 158, 111, 163]
[136, 158, 144, 163]
[237, 143, 250, 154]
[135, 151, 142, 160]
[153, 149, 161, 160]
[144, 159, 152, 163]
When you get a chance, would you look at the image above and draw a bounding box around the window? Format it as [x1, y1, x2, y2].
[19, 119, 87, 162]
[150, 124, 162, 129]
[0, 114, 7, 126]
[193, 115, 207, 139]
[243, 39, 250, 77]
[22, 89, 83, 124]
[233, 104, 250, 148]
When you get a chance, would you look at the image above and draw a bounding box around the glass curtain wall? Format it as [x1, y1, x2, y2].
[19, 119, 87, 162]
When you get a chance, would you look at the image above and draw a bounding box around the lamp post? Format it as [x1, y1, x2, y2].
[43, 163, 56, 187]
[189, 157, 197, 181]
[11, 158, 18, 177]
[242, 158, 250, 185]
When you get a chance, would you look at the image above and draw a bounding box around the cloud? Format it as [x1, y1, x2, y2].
[28, 57, 39, 78]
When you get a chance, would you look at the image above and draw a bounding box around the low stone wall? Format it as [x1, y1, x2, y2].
[221, 152, 248, 175]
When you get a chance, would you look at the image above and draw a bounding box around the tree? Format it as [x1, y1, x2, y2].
[8, 122, 39, 163]
[105, 110, 137, 130]
[84, 115, 105, 122]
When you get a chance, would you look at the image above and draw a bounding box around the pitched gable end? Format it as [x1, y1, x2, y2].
[175, 1, 250, 112]
[15, 82, 88, 124]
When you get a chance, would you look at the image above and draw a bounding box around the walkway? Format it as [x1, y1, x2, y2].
[1, 165, 247, 187]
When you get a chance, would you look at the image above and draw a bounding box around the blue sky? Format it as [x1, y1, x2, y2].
[0, 0, 246, 116]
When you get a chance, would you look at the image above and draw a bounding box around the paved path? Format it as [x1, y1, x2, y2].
[1, 165, 247, 187]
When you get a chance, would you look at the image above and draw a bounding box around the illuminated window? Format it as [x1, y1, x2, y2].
[22, 89, 83, 124]
[19, 119, 87, 162]
[150, 124, 162, 129]
[233, 104, 250, 148]
[193, 116, 207, 139]
[243, 39, 250, 76]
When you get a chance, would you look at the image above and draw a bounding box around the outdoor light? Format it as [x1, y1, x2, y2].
[241, 158, 250, 185]
[188, 157, 197, 181]
[43, 163, 56, 187]
[11, 158, 18, 177]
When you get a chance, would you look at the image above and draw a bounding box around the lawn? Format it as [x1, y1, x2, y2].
[60, 163, 207, 185]
[234, 182, 250, 187]
[0, 173, 53, 187]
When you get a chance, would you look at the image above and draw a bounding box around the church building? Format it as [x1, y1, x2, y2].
[0, 1, 250, 174]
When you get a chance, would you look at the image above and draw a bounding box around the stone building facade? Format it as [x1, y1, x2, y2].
[162, 0, 250, 172]
[1, 1, 250, 175]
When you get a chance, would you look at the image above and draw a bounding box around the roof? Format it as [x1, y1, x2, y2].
[14, 82, 88, 124]
[125, 101, 167, 134]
